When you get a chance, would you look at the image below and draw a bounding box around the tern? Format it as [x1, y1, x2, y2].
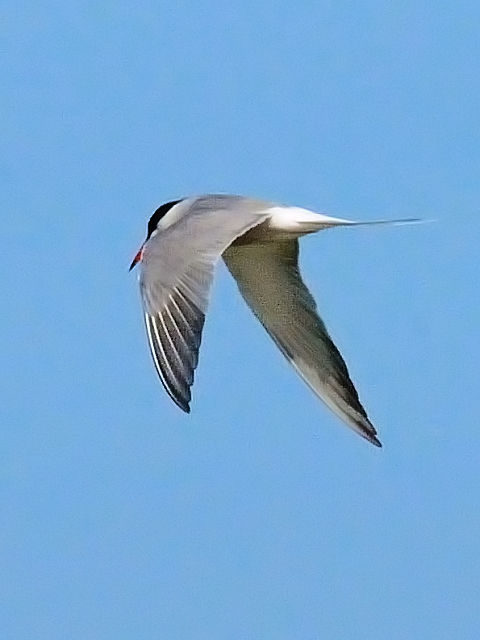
[130, 194, 418, 447]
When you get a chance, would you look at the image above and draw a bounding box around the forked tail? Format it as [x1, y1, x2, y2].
[343, 217, 428, 227]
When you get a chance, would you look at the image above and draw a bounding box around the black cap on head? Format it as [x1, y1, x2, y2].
[147, 199, 183, 239]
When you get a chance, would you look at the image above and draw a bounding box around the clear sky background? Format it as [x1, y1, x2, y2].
[2, 2, 479, 639]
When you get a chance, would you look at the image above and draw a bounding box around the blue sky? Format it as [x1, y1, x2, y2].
[2, 2, 479, 638]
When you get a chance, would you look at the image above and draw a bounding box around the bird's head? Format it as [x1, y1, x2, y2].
[129, 199, 183, 271]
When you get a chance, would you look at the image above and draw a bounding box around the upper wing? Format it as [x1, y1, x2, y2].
[139, 195, 270, 412]
[223, 239, 381, 446]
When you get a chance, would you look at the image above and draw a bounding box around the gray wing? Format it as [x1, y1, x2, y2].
[223, 239, 381, 446]
[139, 195, 270, 412]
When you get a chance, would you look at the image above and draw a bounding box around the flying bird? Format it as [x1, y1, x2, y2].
[130, 194, 418, 447]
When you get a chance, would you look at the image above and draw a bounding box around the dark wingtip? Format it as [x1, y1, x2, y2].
[175, 398, 191, 414]
[363, 425, 382, 447]
[360, 416, 382, 448]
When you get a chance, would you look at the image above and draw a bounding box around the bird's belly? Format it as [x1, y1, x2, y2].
[232, 208, 320, 246]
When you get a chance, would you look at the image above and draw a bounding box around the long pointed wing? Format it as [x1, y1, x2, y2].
[139, 195, 270, 412]
[223, 240, 381, 446]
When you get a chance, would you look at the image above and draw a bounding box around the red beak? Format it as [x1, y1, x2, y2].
[129, 246, 144, 271]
